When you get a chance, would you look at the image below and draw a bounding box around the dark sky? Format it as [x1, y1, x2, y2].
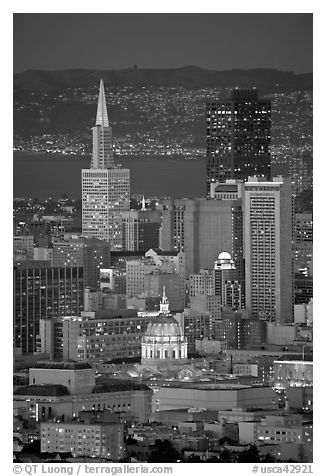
[13, 13, 313, 73]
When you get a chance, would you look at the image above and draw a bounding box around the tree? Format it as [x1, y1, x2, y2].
[219, 448, 232, 463]
[206, 456, 221, 462]
[21, 440, 41, 454]
[219, 436, 237, 446]
[237, 445, 260, 463]
[126, 436, 138, 445]
[261, 453, 276, 462]
[186, 454, 202, 462]
[148, 439, 183, 463]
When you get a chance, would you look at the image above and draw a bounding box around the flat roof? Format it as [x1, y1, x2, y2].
[14, 384, 70, 397]
[31, 361, 93, 370]
[92, 380, 151, 394]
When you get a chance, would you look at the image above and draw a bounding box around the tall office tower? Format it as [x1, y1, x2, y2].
[206, 89, 271, 194]
[91, 79, 114, 169]
[175, 309, 214, 354]
[294, 213, 313, 275]
[146, 248, 186, 307]
[144, 271, 184, 312]
[289, 150, 313, 198]
[213, 252, 243, 309]
[160, 196, 243, 277]
[121, 210, 161, 251]
[294, 273, 313, 305]
[294, 219, 313, 307]
[126, 258, 157, 296]
[189, 269, 214, 298]
[126, 249, 185, 310]
[213, 309, 266, 350]
[53, 235, 111, 288]
[82, 80, 130, 249]
[13, 262, 84, 353]
[244, 176, 293, 323]
[189, 294, 221, 321]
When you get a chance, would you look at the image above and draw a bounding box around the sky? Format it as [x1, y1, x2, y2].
[13, 13, 313, 74]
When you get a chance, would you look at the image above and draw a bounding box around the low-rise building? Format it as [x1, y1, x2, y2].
[257, 414, 312, 446]
[153, 384, 277, 411]
[286, 386, 313, 411]
[195, 338, 227, 355]
[14, 362, 153, 423]
[38, 311, 151, 361]
[238, 421, 260, 444]
[41, 419, 124, 459]
[273, 360, 313, 388]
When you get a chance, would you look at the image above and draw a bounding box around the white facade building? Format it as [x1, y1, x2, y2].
[244, 176, 293, 323]
[82, 80, 130, 250]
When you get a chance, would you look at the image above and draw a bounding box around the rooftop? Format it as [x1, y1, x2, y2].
[31, 361, 93, 370]
[150, 248, 179, 256]
[14, 384, 70, 397]
[92, 380, 151, 394]
[111, 251, 146, 258]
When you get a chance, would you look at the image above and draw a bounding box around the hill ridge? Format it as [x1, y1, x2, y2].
[14, 67, 312, 93]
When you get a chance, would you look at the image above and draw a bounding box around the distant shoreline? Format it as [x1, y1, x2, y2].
[13, 151, 206, 161]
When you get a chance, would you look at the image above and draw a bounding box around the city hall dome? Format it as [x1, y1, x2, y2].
[141, 287, 188, 365]
[145, 316, 183, 341]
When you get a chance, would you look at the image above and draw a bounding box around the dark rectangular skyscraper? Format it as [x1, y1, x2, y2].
[206, 89, 271, 193]
[14, 262, 84, 353]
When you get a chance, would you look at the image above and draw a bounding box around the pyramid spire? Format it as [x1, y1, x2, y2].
[95, 79, 109, 127]
[141, 195, 146, 211]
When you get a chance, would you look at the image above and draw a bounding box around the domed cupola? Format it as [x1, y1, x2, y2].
[141, 287, 188, 365]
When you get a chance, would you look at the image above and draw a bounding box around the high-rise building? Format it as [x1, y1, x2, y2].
[243, 176, 293, 323]
[91, 79, 114, 170]
[213, 252, 243, 309]
[213, 308, 266, 350]
[82, 80, 130, 249]
[160, 197, 243, 277]
[144, 271, 184, 312]
[126, 258, 157, 297]
[206, 89, 271, 193]
[294, 213, 313, 275]
[121, 209, 161, 251]
[189, 269, 214, 298]
[294, 272, 313, 305]
[14, 262, 84, 353]
[52, 235, 111, 288]
[289, 150, 313, 198]
[189, 294, 221, 321]
[175, 309, 214, 354]
[126, 249, 185, 311]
